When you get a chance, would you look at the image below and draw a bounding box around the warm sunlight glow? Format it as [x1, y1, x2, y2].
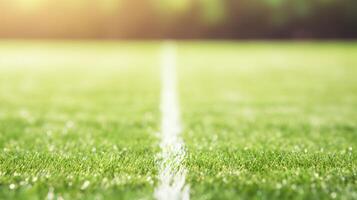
[12, 0, 46, 10]
[155, 0, 191, 14]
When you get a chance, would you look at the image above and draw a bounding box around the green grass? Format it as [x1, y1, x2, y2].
[178, 42, 357, 199]
[0, 41, 161, 199]
[0, 41, 356, 199]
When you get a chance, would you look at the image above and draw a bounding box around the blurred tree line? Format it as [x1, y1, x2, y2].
[0, 0, 356, 39]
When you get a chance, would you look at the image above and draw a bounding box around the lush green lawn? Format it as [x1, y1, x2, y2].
[0, 41, 161, 199]
[0, 41, 356, 199]
[178, 42, 357, 199]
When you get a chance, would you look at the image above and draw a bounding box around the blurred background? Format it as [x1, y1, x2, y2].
[0, 0, 356, 39]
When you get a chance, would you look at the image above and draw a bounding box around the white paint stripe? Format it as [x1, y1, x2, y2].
[155, 42, 189, 200]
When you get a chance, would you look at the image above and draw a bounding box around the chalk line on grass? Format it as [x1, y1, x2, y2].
[154, 42, 189, 200]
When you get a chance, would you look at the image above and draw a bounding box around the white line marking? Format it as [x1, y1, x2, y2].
[155, 42, 189, 200]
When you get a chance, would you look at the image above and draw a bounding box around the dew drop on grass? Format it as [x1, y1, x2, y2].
[291, 184, 297, 190]
[282, 179, 287, 185]
[20, 181, 28, 186]
[331, 192, 337, 199]
[48, 145, 55, 152]
[81, 180, 90, 190]
[9, 184, 16, 190]
[314, 173, 319, 178]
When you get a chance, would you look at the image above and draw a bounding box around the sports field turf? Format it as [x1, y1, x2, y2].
[0, 41, 356, 199]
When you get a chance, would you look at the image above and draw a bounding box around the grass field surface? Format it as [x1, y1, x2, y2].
[179, 42, 357, 199]
[0, 41, 356, 199]
[0, 42, 160, 199]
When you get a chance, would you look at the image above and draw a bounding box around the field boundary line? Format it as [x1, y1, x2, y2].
[154, 42, 189, 200]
